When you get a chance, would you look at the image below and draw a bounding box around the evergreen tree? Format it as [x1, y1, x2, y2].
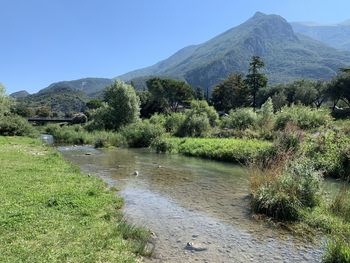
[245, 56, 267, 111]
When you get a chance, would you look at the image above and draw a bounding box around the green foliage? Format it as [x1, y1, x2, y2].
[221, 108, 258, 130]
[323, 238, 350, 263]
[159, 137, 273, 164]
[176, 100, 218, 137]
[0, 114, 36, 136]
[251, 159, 322, 220]
[327, 72, 350, 109]
[0, 136, 149, 262]
[212, 73, 251, 112]
[146, 77, 194, 113]
[164, 112, 186, 134]
[102, 81, 140, 130]
[86, 99, 103, 110]
[274, 105, 331, 130]
[121, 120, 165, 148]
[245, 56, 268, 110]
[301, 130, 350, 178]
[0, 84, 13, 116]
[330, 189, 350, 222]
[149, 113, 166, 126]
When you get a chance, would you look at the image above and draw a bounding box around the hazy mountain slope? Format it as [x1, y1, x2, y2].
[10, 90, 30, 99]
[291, 22, 350, 51]
[118, 12, 350, 91]
[39, 78, 113, 97]
[18, 86, 88, 115]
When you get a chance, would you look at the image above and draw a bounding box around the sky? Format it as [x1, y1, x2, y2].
[2, 0, 350, 94]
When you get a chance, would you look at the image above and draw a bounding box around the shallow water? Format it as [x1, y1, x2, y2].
[59, 146, 341, 263]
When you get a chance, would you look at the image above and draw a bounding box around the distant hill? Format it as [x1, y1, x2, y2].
[118, 12, 350, 91]
[10, 90, 30, 99]
[291, 21, 350, 51]
[17, 86, 88, 116]
[39, 78, 114, 97]
[16, 78, 115, 116]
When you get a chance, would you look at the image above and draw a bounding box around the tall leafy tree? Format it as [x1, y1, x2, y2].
[245, 56, 267, 111]
[101, 81, 140, 130]
[327, 72, 350, 109]
[0, 83, 13, 116]
[212, 74, 251, 112]
[146, 78, 194, 113]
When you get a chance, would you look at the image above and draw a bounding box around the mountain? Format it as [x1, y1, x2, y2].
[17, 86, 88, 116]
[39, 77, 114, 97]
[10, 90, 30, 99]
[118, 12, 350, 91]
[291, 21, 350, 51]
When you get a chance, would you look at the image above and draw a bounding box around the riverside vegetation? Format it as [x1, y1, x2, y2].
[2, 57, 350, 262]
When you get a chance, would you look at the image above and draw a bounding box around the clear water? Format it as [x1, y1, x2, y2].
[59, 146, 345, 263]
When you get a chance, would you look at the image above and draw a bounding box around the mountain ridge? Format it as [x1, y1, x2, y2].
[118, 12, 350, 91]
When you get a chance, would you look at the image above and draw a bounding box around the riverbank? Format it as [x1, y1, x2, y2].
[153, 137, 273, 164]
[0, 136, 149, 262]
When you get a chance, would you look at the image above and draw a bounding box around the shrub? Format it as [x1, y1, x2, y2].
[0, 114, 36, 136]
[301, 130, 350, 178]
[121, 120, 164, 147]
[274, 105, 331, 130]
[323, 238, 350, 263]
[93, 132, 126, 148]
[149, 113, 166, 126]
[45, 124, 93, 145]
[251, 159, 322, 221]
[221, 108, 258, 130]
[71, 113, 88, 124]
[330, 189, 350, 222]
[151, 137, 179, 153]
[164, 112, 186, 134]
[176, 113, 211, 137]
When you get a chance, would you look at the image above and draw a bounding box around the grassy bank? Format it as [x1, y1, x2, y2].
[0, 136, 149, 262]
[153, 137, 273, 164]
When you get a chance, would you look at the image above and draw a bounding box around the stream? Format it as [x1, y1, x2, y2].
[59, 146, 345, 263]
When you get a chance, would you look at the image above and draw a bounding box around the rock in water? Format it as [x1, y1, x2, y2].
[133, 171, 139, 176]
[185, 242, 208, 252]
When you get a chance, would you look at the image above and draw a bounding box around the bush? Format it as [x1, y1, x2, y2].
[330, 189, 350, 222]
[151, 137, 179, 153]
[323, 238, 350, 263]
[221, 108, 258, 130]
[251, 159, 322, 221]
[164, 112, 186, 134]
[274, 105, 331, 130]
[121, 120, 165, 147]
[93, 132, 126, 148]
[45, 124, 93, 145]
[176, 113, 211, 137]
[149, 113, 166, 126]
[301, 130, 350, 178]
[0, 114, 36, 136]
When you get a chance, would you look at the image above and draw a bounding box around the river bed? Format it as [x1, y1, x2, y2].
[59, 146, 335, 263]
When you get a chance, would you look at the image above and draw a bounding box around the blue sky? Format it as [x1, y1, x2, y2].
[1, 0, 350, 94]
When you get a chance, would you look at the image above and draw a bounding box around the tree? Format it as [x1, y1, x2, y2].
[212, 74, 251, 112]
[245, 56, 267, 111]
[102, 81, 140, 130]
[146, 78, 194, 113]
[194, 86, 205, 100]
[86, 99, 103, 110]
[327, 72, 350, 109]
[0, 83, 13, 116]
[36, 106, 51, 117]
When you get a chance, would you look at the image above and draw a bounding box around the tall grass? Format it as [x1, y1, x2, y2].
[153, 137, 273, 164]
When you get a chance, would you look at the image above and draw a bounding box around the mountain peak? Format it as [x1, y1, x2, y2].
[252, 11, 267, 19]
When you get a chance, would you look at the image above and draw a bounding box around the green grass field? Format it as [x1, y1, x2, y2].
[0, 136, 148, 263]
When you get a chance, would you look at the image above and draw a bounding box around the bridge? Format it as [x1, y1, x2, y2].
[27, 117, 73, 124]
